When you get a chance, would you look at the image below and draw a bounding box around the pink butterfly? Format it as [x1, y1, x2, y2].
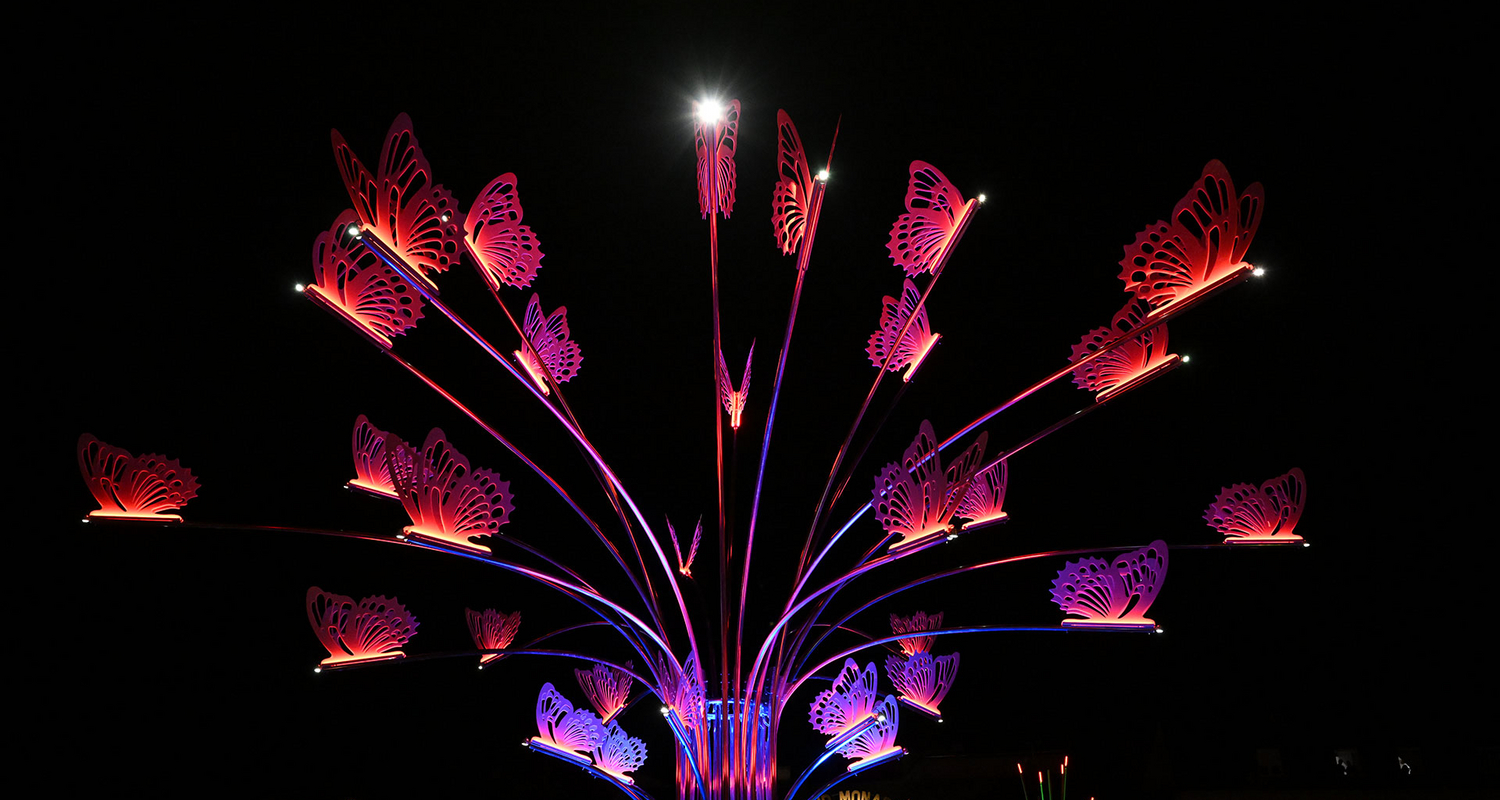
[717, 342, 754, 431]
[667, 516, 702, 578]
[592, 721, 649, 784]
[466, 608, 521, 666]
[771, 109, 816, 256]
[889, 611, 943, 657]
[886, 161, 976, 277]
[693, 99, 740, 218]
[515, 293, 582, 396]
[954, 460, 1008, 531]
[306, 586, 418, 669]
[872, 421, 988, 552]
[332, 113, 462, 291]
[78, 434, 198, 523]
[809, 659, 880, 741]
[1051, 540, 1169, 630]
[1204, 468, 1306, 544]
[348, 415, 406, 499]
[653, 651, 705, 731]
[576, 661, 634, 725]
[867, 278, 941, 382]
[838, 695, 902, 769]
[306, 210, 426, 350]
[1119, 160, 1264, 313]
[465, 173, 544, 291]
[532, 683, 605, 762]
[1070, 298, 1178, 401]
[885, 651, 959, 720]
[386, 428, 513, 555]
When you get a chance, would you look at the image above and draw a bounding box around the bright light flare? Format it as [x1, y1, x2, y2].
[1181, 355, 1191, 363]
[817, 169, 830, 181]
[294, 283, 305, 293]
[346, 223, 362, 238]
[1253, 266, 1266, 277]
[696, 100, 724, 123]
[977, 193, 987, 204]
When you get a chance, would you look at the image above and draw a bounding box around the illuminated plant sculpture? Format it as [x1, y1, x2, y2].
[77, 106, 1306, 800]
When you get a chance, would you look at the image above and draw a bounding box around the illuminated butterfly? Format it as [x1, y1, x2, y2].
[576, 661, 634, 725]
[1051, 540, 1169, 629]
[306, 210, 426, 350]
[78, 434, 198, 522]
[516, 293, 582, 396]
[872, 420, 987, 552]
[839, 695, 901, 768]
[386, 428, 513, 554]
[1204, 468, 1306, 544]
[693, 99, 740, 218]
[466, 607, 521, 666]
[1070, 298, 1178, 401]
[885, 651, 959, 720]
[667, 516, 702, 578]
[465, 172, 544, 290]
[809, 659, 880, 739]
[954, 460, 1008, 530]
[593, 721, 649, 783]
[717, 341, 754, 431]
[886, 161, 976, 277]
[771, 109, 816, 256]
[306, 586, 418, 669]
[348, 415, 406, 499]
[889, 611, 943, 657]
[1119, 159, 1264, 312]
[332, 113, 462, 290]
[653, 651, 705, 730]
[534, 683, 605, 758]
[866, 278, 941, 382]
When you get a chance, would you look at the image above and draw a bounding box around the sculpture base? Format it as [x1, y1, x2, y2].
[887, 527, 950, 554]
[401, 529, 492, 555]
[958, 511, 1008, 532]
[1225, 535, 1305, 546]
[346, 478, 398, 499]
[304, 284, 395, 350]
[1061, 619, 1157, 631]
[86, 510, 183, 523]
[898, 696, 943, 720]
[316, 651, 404, 671]
[1145, 264, 1254, 320]
[1095, 355, 1180, 402]
[525, 738, 591, 766]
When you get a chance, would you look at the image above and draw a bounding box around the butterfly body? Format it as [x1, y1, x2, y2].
[717, 343, 754, 431]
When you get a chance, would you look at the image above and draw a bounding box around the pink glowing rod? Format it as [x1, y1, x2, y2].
[78, 434, 198, 523]
[1204, 468, 1307, 544]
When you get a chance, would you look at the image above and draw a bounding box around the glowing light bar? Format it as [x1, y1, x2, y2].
[825, 713, 881, 752]
[515, 349, 552, 395]
[898, 695, 943, 720]
[958, 511, 1008, 531]
[902, 333, 940, 383]
[847, 747, 905, 773]
[1093, 354, 1180, 402]
[525, 736, 592, 767]
[313, 651, 406, 671]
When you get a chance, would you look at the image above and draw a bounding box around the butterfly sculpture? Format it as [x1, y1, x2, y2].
[717, 342, 754, 431]
[867, 278, 941, 382]
[347, 415, 405, 499]
[78, 434, 198, 522]
[1070, 297, 1179, 401]
[592, 720, 649, 784]
[667, 516, 702, 578]
[331, 113, 462, 291]
[890, 611, 943, 657]
[954, 460, 1008, 531]
[1051, 540, 1170, 630]
[885, 650, 959, 720]
[386, 428, 513, 554]
[1119, 160, 1264, 314]
[693, 99, 740, 219]
[576, 661, 634, 725]
[886, 161, 977, 277]
[653, 651, 705, 731]
[466, 607, 522, 667]
[306, 586, 418, 670]
[809, 659, 881, 742]
[465, 172, 545, 291]
[305, 209, 426, 350]
[872, 421, 988, 552]
[1204, 468, 1307, 544]
[771, 109, 817, 256]
[531, 683, 606, 764]
[515, 293, 582, 396]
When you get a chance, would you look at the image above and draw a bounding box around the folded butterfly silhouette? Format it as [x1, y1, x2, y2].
[809, 660, 904, 770]
[886, 161, 978, 278]
[305, 209, 427, 350]
[466, 607, 522, 667]
[386, 428, 513, 554]
[332, 113, 462, 293]
[668, 516, 702, 578]
[1051, 540, 1170, 630]
[867, 278, 941, 382]
[306, 586, 418, 670]
[771, 109, 817, 257]
[347, 415, 405, 499]
[653, 651, 705, 731]
[884, 612, 960, 720]
[717, 342, 754, 431]
[1119, 160, 1264, 316]
[465, 173, 545, 290]
[873, 421, 988, 552]
[694, 99, 740, 219]
[78, 434, 199, 523]
[1204, 468, 1307, 545]
[576, 661, 634, 725]
[515, 293, 582, 396]
[890, 611, 943, 657]
[1070, 297, 1180, 401]
[528, 683, 648, 784]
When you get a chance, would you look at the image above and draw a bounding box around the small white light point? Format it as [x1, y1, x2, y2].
[314, 667, 322, 674]
[1181, 355, 1191, 363]
[977, 193, 987, 204]
[817, 169, 829, 182]
[294, 283, 305, 293]
[440, 212, 451, 223]
[347, 224, 362, 238]
[1303, 542, 1311, 548]
[696, 100, 723, 123]
[1253, 267, 1266, 277]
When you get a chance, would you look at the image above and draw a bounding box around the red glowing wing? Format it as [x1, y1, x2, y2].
[656, 651, 706, 730]
[1204, 468, 1306, 540]
[887, 161, 967, 277]
[694, 99, 740, 218]
[308, 210, 425, 348]
[523, 294, 583, 384]
[466, 608, 522, 662]
[940, 432, 988, 513]
[1051, 557, 1128, 621]
[771, 109, 815, 255]
[839, 695, 900, 764]
[78, 434, 199, 519]
[873, 420, 953, 548]
[687, 518, 701, 575]
[536, 683, 605, 755]
[593, 721, 649, 777]
[866, 279, 938, 375]
[809, 659, 880, 737]
[389, 429, 513, 552]
[717, 343, 754, 429]
[465, 173, 544, 290]
[1119, 160, 1264, 309]
[307, 586, 355, 661]
[955, 460, 1007, 525]
[1114, 540, 1168, 623]
[1070, 298, 1173, 396]
[332, 128, 378, 229]
[667, 517, 684, 572]
[307, 586, 418, 664]
[350, 415, 404, 497]
[889, 611, 943, 657]
[716, 347, 733, 414]
[885, 651, 959, 712]
[576, 661, 634, 724]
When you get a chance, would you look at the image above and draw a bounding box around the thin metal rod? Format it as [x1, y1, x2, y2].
[703, 112, 732, 800]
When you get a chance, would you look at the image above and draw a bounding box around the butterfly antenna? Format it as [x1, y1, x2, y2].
[825, 115, 842, 172]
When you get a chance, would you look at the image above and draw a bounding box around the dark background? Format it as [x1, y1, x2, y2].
[35, 8, 1485, 799]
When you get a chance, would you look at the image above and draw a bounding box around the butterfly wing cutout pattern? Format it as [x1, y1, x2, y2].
[886, 161, 973, 277]
[653, 651, 706, 731]
[576, 661, 634, 725]
[348, 415, 404, 499]
[1204, 468, 1306, 543]
[694, 99, 741, 219]
[465, 173, 544, 290]
[955, 460, 1008, 530]
[1119, 160, 1264, 312]
[307, 209, 426, 349]
[866, 278, 941, 382]
[890, 611, 943, 656]
[306, 586, 418, 669]
[466, 608, 521, 666]
[593, 721, 649, 783]
[78, 434, 198, 522]
[717, 342, 754, 431]
[873, 421, 987, 552]
[668, 516, 703, 578]
[1051, 540, 1169, 629]
[809, 659, 881, 739]
[332, 113, 462, 289]
[386, 428, 513, 554]
[534, 683, 606, 760]
[1070, 298, 1179, 401]
[885, 651, 960, 719]
[772, 109, 816, 256]
[516, 293, 582, 395]
[838, 695, 902, 769]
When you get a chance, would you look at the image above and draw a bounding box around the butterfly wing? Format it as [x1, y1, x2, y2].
[1051, 557, 1127, 620]
[306, 586, 356, 660]
[524, 294, 583, 384]
[716, 348, 734, 416]
[887, 161, 968, 277]
[809, 659, 880, 737]
[940, 432, 988, 516]
[740, 341, 754, 401]
[1114, 540, 1168, 623]
[351, 415, 404, 496]
[771, 109, 815, 255]
[465, 173, 544, 290]
[955, 460, 1008, 524]
[686, 518, 701, 575]
[839, 695, 900, 763]
[376, 114, 462, 279]
[593, 721, 649, 777]
[344, 594, 418, 658]
[1205, 468, 1306, 539]
[694, 100, 740, 218]
[890, 611, 942, 657]
[309, 210, 425, 347]
[867, 279, 933, 372]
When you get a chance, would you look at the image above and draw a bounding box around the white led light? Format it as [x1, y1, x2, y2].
[347, 224, 362, 238]
[313, 667, 322, 674]
[696, 100, 723, 123]
[440, 212, 451, 223]
[817, 169, 829, 181]
[294, 283, 305, 293]
[977, 193, 987, 204]
[1253, 267, 1266, 277]
[1182, 355, 1191, 363]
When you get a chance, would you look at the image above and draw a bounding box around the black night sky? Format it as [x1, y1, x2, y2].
[39, 9, 1485, 799]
